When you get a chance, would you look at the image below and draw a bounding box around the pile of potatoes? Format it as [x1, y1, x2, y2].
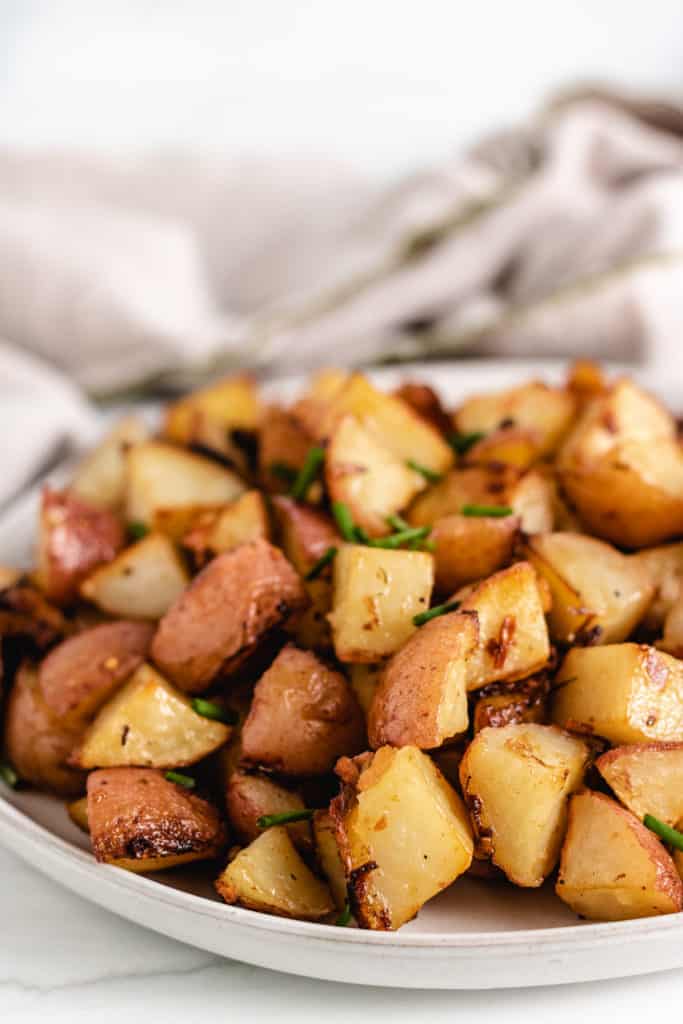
[4, 362, 683, 930]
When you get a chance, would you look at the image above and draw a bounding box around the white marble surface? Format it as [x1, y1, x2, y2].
[3, 843, 683, 1022]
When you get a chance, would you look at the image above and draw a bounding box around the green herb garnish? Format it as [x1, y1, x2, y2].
[386, 514, 410, 532]
[127, 521, 149, 542]
[257, 809, 315, 829]
[290, 446, 326, 501]
[305, 546, 338, 581]
[353, 525, 370, 544]
[335, 902, 353, 926]
[449, 431, 485, 455]
[165, 771, 196, 789]
[644, 814, 683, 851]
[191, 698, 238, 725]
[332, 501, 358, 542]
[461, 504, 513, 518]
[0, 761, 18, 788]
[368, 526, 431, 550]
[406, 459, 442, 484]
[413, 600, 461, 627]
[270, 462, 298, 484]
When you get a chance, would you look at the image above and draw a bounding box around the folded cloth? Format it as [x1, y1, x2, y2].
[2, 88, 683, 507]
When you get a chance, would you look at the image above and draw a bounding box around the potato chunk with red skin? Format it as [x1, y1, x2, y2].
[87, 767, 226, 871]
[226, 770, 311, 850]
[368, 611, 478, 749]
[431, 513, 520, 595]
[151, 539, 308, 693]
[37, 488, 125, 605]
[241, 645, 365, 775]
[39, 621, 153, 725]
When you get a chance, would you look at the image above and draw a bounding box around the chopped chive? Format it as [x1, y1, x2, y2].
[290, 446, 326, 501]
[257, 809, 315, 829]
[0, 761, 18, 788]
[191, 698, 238, 725]
[306, 546, 338, 580]
[461, 504, 513, 518]
[421, 538, 436, 553]
[270, 461, 298, 484]
[413, 600, 461, 626]
[335, 902, 353, 927]
[165, 770, 196, 789]
[332, 501, 358, 542]
[353, 525, 370, 544]
[368, 526, 431, 549]
[644, 814, 683, 851]
[406, 459, 442, 484]
[449, 431, 486, 455]
[127, 521, 149, 541]
[386, 514, 410, 532]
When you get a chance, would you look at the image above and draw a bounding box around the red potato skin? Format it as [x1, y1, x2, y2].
[39, 620, 154, 723]
[39, 488, 125, 605]
[271, 497, 340, 575]
[151, 539, 308, 693]
[87, 767, 226, 863]
[393, 383, 453, 436]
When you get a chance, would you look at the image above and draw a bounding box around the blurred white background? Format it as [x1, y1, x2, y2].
[2, 0, 683, 174]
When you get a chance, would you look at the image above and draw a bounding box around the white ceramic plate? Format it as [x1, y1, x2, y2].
[1, 359, 682, 990]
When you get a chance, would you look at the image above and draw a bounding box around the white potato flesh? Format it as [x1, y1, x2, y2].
[80, 533, 189, 620]
[70, 415, 149, 510]
[632, 542, 683, 631]
[455, 381, 575, 456]
[596, 743, 683, 826]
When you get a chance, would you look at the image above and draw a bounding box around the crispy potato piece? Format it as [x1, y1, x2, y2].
[258, 406, 316, 492]
[393, 382, 452, 436]
[463, 427, 541, 470]
[39, 620, 153, 725]
[0, 582, 70, 650]
[241, 645, 365, 775]
[431, 513, 520, 594]
[182, 491, 270, 563]
[216, 825, 333, 920]
[313, 810, 349, 911]
[88, 767, 226, 871]
[36, 488, 125, 605]
[524, 532, 654, 645]
[368, 611, 478, 749]
[472, 674, 549, 732]
[561, 438, 683, 549]
[126, 442, 245, 526]
[556, 790, 683, 920]
[4, 663, 85, 796]
[458, 562, 551, 691]
[226, 770, 311, 849]
[164, 374, 262, 442]
[596, 743, 683, 826]
[70, 415, 148, 510]
[79, 534, 189, 620]
[67, 795, 90, 832]
[459, 724, 590, 886]
[631, 542, 683, 631]
[552, 644, 683, 744]
[348, 664, 383, 718]
[325, 415, 425, 537]
[150, 504, 223, 542]
[332, 746, 473, 930]
[454, 381, 576, 457]
[151, 539, 307, 692]
[328, 545, 434, 663]
[75, 663, 231, 769]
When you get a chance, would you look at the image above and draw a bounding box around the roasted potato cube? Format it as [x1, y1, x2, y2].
[552, 644, 683, 744]
[459, 562, 551, 691]
[79, 533, 189, 620]
[325, 415, 425, 536]
[88, 767, 226, 871]
[67, 795, 90, 832]
[332, 746, 473, 930]
[36, 488, 125, 605]
[226, 770, 311, 849]
[462, 427, 541, 470]
[431, 513, 520, 594]
[4, 663, 85, 796]
[368, 611, 478, 749]
[472, 674, 549, 732]
[348, 664, 383, 717]
[272, 497, 339, 575]
[454, 381, 575, 457]
[555, 789, 683, 920]
[182, 491, 270, 562]
[151, 539, 307, 692]
[39, 620, 153, 725]
[631, 542, 683, 631]
[70, 415, 148, 510]
[164, 374, 262, 442]
[241, 645, 365, 775]
[524, 532, 654, 645]
[150, 504, 223, 542]
[459, 724, 590, 886]
[215, 825, 334, 920]
[328, 545, 434, 663]
[126, 442, 245, 526]
[392, 382, 452, 436]
[75, 663, 231, 769]
[313, 810, 349, 911]
[596, 743, 683, 826]
[258, 406, 316, 492]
